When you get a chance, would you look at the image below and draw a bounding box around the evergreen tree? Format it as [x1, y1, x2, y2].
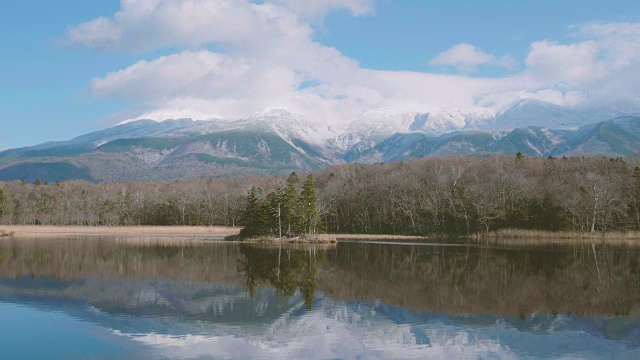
[262, 191, 282, 236]
[281, 172, 300, 235]
[299, 174, 321, 236]
[240, 186, 264, 237]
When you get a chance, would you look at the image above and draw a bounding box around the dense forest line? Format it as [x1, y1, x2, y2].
[1, 155, 640, 235]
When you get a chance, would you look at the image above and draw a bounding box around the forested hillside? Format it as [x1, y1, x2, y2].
[1, 155, 639, 235]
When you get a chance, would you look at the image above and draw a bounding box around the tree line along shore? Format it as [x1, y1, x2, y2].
[2, 155, 640, 240]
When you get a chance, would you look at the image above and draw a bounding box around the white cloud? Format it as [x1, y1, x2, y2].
[476, 89, 584, 110]
[65, 1, 297, 51]
[572, 23, 640, 103]
[578, 22, 640, 69]
[63, 0, 371, 52]
[270, 0, 375, 20]
[65, 17, 124, 49]
[430, 43, 515, 73]
[496, 55, 518, 71]
[525, 40, 607, 84]
[64, 2, 640, 125]
[431, 43, 495, 70]
[91, 51, 253, 101]
[91, 48, 514, 125]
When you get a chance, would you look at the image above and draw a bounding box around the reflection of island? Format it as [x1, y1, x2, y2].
[238, 245, 323, 310]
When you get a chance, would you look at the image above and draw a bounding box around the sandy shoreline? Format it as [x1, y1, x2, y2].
[0, 225, 241, 239]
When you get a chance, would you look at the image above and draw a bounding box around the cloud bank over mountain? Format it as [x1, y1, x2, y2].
[64, 1, 640, 126]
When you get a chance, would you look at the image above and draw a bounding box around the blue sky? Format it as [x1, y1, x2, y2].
[320, 0, 639, 72]
[2, 0, 640, 149]
[1, 1, 126, 148]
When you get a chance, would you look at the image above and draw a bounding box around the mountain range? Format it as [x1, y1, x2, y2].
[1, 99, 639, 182]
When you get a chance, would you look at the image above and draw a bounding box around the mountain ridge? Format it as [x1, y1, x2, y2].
[2, 101, 640, 182]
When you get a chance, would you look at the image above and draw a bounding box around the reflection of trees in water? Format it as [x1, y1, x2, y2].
[321, 243, 640, 317]
[1, 238, 639, 317]
[238, 245, 323, 310]
[0, 238, 245, 285]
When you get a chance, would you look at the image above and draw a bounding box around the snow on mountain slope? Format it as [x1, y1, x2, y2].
[92, 103, 640, 158]
[410, 111, 464, 134]
[337, 110, 417, 149]
[113, 99, 619, 153]
[4, 111, 640, 182]
[119, 109, 222, 125]
[229, 109, 345, 163]
[120, 108, 342, 145]
[414, 108, 498, 134]
[239, 108, 341, 146]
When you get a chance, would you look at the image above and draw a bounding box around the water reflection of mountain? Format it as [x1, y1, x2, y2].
[1, 277, 639, 359]
[0, 277, 303, 335]
[1, 238, 640, 358]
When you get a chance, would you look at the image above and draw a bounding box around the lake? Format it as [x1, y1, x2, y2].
[0, 238, 639, 359]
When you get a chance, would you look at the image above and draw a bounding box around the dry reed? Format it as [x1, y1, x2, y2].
[0, 225, 241, 239]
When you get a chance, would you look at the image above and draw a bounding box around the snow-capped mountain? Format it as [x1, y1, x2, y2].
[1, 100, 639, 182]
[110, 99, 618, 154]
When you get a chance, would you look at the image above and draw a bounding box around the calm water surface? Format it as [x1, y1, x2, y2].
[0, 238, 639, 359]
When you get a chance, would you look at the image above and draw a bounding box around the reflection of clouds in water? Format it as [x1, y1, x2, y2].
[109, 297, 640, 360]
[114, 329, 513, 360]
[112, 303, 518, 360]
